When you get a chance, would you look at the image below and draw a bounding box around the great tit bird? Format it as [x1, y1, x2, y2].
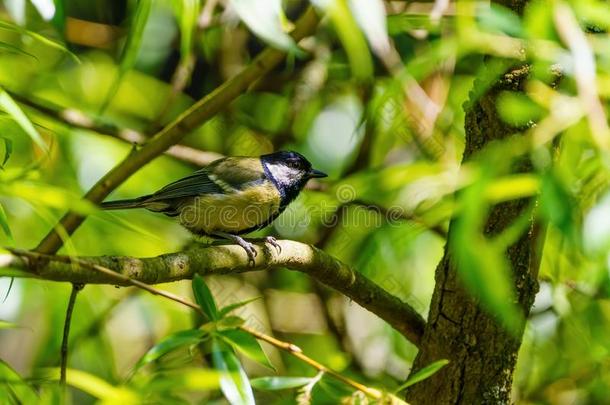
[101, 151, 327, 264]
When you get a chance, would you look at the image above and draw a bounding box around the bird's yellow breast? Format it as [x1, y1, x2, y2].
[176, 181, 281, 235]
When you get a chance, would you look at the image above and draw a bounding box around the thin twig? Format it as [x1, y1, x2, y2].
[60, 283, 83, 388]
[9, 249, 393, 401]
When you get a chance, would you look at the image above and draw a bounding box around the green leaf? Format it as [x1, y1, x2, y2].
[1, 137, 13, 168]
[0, 320, 18, 329]
[0, 202, 13, 242]
[172, 0, 199, 58]
[0, 360, 38, 403]
[219, 296, 262, 318]
[146, 368, 222, 392]
[41, 368, 139, 402]
[192, 274, 219, 321]
[0, 182, 97, 215]
[452, 172, 523, 332]
[211, 339, 255, 405]
[100, 0, 152, 112]
[347, 0, 389, 57]
[218, 328, 275, 370]
[0, 20, 78, 62]
[0, 41, 37, 59]
[395, 359, 449, 392]
[136, 329, 207, 368]
[315, 0, 373, 80]
[497, 92, 545, 127]
[216, 316, 245, 330]
[229, 0, 300, 53]
[251, 376, 312, 391]
[477, 3, 523, 37]
[51, 0, 66, 35]
[0, 89, 47, 152]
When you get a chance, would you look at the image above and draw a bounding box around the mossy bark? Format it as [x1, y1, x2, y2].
[405, 62, 540, 403]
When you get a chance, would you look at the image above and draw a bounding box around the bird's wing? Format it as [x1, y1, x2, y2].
[207, 157, 266, 189]
[145, 168, 224, 202]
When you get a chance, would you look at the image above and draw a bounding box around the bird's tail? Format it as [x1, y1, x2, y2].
[100, 195, 151, 210]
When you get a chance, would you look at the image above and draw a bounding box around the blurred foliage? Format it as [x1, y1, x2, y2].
[0, 0, 609, 404]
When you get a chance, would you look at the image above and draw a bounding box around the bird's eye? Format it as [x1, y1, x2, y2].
[287, 160, 299, 169]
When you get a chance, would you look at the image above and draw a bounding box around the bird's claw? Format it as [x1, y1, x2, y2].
[240, 241, 257, 267]
[264, 236, 282, 254]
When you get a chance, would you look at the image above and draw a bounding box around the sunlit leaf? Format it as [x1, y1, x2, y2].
[136, 329, 207, 368]
[216, 315, 245, 330]
[0, 89, 47, 152]
[1, 137, 13, 168]
[452, 173, 523, 331]
[497, 92, 545, 127]
[147, 368, 222, 392]
[251, 376, 312, 391]
[211, 339, 255, 405]
[395, 359, 449, 392]
[540, 171, 576, 240]
[229, 0, 300, 53]
[313, 0, 373, 80]
[100, 0, 152, 112]
[40, 368, 138, 402]
[0, 319, 18, 329]
[172, 0, 199, 58]
[1, 182, 97, 214]
[218, 328, 275, 370]
[218, 296, 262, 318]
[348, 0, 390, 57]
[192, 274, 219, 321]
[476, 3, 523, 37]
[483, 174, 540, 203]
[0, 41, 37, 59]
[0, 203, 13, 242]
[0, 20, 78, 62]
[0, 360, 38, 403]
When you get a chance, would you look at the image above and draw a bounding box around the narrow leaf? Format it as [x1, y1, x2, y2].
[219, 328, 275, 370]
[211, 339, 255, 405]
[0, 360, 38, 403]
[0, 20, 78, 62]
[0, 41, 38, 59]
[348, 0, 390, 57]
[0, 202, 13, 241]
[395, 359, 450, 392]
[136, 329, 207, 368]
[218, 296, 262, 318]
[192, 274, 219, 321]
[100, 0, 152, 112]
[251, 376, 312, 391]
[1, 137, 13, 167]
[0, 89, 47, 151]
[229, 0, 300, 53]
[173, 0, 199, 58]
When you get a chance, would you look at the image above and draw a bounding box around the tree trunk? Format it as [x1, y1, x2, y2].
[405, 5, 541, 399]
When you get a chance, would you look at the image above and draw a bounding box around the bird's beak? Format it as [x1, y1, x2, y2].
[308, 168, 327, 178]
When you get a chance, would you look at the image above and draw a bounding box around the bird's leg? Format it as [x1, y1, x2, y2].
[213, 232, 257, 266]
[242, 236, 282, 254]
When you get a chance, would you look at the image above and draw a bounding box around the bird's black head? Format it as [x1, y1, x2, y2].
[261, 151, 327, 207]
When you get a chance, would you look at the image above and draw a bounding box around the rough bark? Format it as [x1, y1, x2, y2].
[405, 60, 540, 405]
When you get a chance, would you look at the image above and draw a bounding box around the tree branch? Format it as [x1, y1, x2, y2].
[5, 240, 425, 347]
[34, 6, 320, 255]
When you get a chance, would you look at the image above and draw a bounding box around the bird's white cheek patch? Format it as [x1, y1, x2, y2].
[267, 163, 300, 186]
